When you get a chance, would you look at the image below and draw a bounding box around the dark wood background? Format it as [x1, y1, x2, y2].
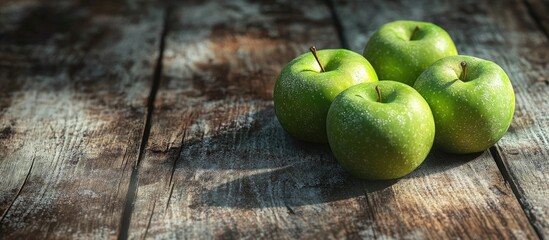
[0, 0, 547, 239]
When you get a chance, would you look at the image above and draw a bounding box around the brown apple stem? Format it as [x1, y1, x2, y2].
[410, 26, 420, 40]
[376, 85, 382, 103]
[309, 46, 325, 72]
[460, 61, 467, 81]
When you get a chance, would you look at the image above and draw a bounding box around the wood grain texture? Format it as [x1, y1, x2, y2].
[489, 0, 549, 237]
[127, 0, 350, 238]
[127, 0, 538, 239]
[0, 0, 163, 238]
[524, 0, 549, 37]
[0, 0, 545, 239]
[334, 0, 547, 237]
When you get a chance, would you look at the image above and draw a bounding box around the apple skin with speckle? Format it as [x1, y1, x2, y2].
[364, 20, 458, 86]
[326, 81, 435, 180]
[414, 55, 515, 154]
[274, 49, 378, 143]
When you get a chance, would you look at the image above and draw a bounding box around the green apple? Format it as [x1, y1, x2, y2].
[274, 47, 378, 143]
[363, 20, 458, 86]
[413, 55, 515, 153]
[326, 81, 435, 179]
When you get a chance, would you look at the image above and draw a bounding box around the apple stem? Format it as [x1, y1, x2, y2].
[309, 46, 325, 72]
[410, 26, 420, 40]
[376, 85, 382, 103]
[460, 61, 467, 81]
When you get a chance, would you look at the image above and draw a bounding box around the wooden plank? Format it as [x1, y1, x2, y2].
[524, 0, 549, 37]
[128, 0, 538, 240]
[127, 0, 360, 239]
[489, 1, 549, 237]
[0, 1, 163, 238]
[334, 0, 547, 237]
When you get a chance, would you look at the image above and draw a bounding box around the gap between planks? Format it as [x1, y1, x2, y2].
[490, 146, 543, 239]
[487, 0, 548, 238]
[324, 0, 349, 49]
[0, 156, 35, 224]
[523, 0, 549, 39]
[117, 6, 171, 240]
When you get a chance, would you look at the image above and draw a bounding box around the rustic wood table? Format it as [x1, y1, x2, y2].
[1, 0, 548, 239]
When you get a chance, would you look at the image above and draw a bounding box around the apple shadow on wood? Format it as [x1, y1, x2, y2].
[168, 106, 478, 209]
[167, 107, 397, 209]
[200, 165, 398, 209]
[405, 149, 483, 179]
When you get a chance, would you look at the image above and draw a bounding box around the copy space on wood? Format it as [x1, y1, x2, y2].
[0, 1, 163, 238]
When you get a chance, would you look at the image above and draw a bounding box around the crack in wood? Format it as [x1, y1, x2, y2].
[362, 188, 378, 240]
[490, 146, 543, 239]
[284, 203, 295, 215]
[142, 199, 156, 240]
[117, 6, 171, 240]
[168, 121, 191, 189]
[523, 0, 549, 40]
[0, 156, 35, 223]
[165, 121, 192, 212]
[324, 0, 348, 49]
[165, 183, 175, 212]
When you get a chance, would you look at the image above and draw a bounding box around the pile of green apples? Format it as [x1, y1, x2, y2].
[273, 20, 515, 180]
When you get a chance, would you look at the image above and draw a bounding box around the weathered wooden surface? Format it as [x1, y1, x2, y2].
[126, 0, 539, 239]
[488, 1, 549, 237]
[0, 0, 163, 238]
[335, 0, 548, 237]
[525, 0, 549, 37]
[334, 1, 549, 237]
[0, 0, 547, 239]
[126, 0, 350, 238]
